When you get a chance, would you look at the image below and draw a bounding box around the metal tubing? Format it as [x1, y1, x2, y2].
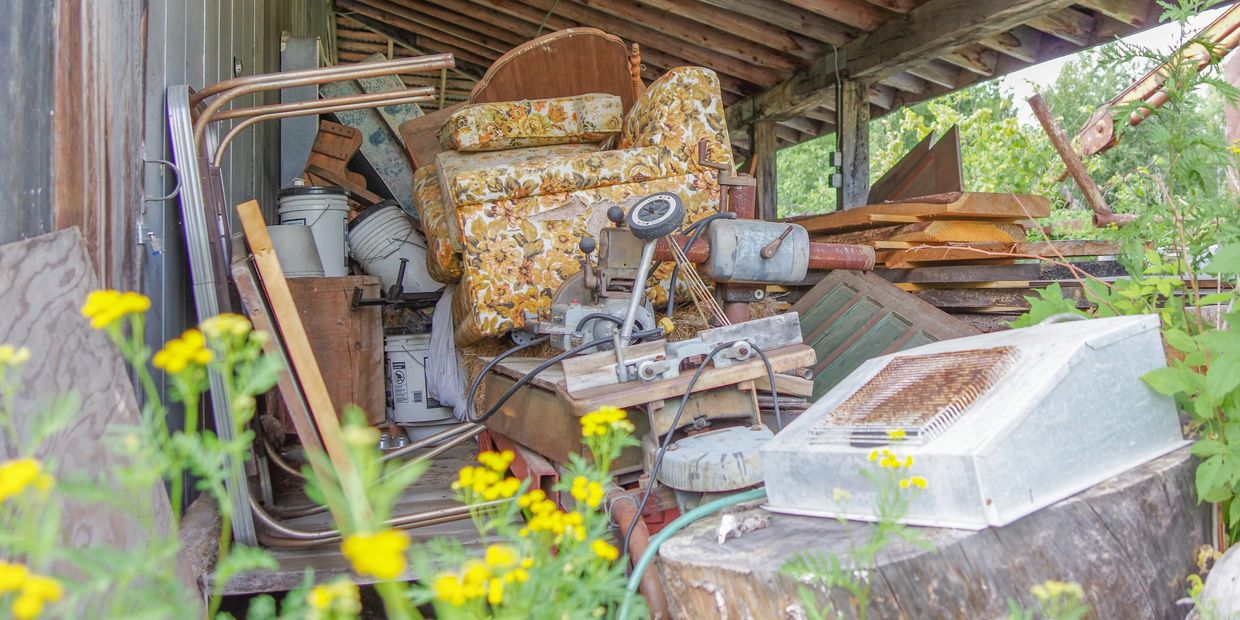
[263, 437, 307, 480]
[385, 424, 485, 480]
[381, 422, 482, 461]
[190, 53, 451, 106]
[250, 493, 499, 545]
[193, 54, 452, 146]
[654, 235, 876, 271]
[212, 93, 433, 166]
[212, 86, 433, 122]
[619, 240, 659, 344]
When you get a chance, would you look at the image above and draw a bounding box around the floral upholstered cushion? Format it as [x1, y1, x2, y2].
[439, 145, 686, 208]
[435, 143, 603, 208]
[411, 165, 463, 283]
[452, 171, 724, 345]
[438, 93, 624, 152]
[620, 67, 733, 172]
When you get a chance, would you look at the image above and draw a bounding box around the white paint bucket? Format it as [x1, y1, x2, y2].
[266, 224, 325, 278]
[348, 201, 440, 293]
[277, 184, 349, 277]
[385, 333, 453, 424]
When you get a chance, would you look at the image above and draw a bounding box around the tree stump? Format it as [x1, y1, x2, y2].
[657, 448, 1205, 619]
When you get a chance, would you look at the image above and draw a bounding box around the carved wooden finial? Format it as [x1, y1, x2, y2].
[630, 43, 646, 100]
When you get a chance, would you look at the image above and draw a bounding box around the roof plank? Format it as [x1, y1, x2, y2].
[977, 25, 1043, 63]
[573, 0, 804, 71]
[940, 43, 999, 76]
[777, 0, 896, 31]
[390, 0, 526, 47]
[1027, 7, 1097, 46]
[631, 0, 824, 60]
[350, 0, 513, 55]
[725, 0, 1081, 129]
[1076, 0, 1158, 28]
[696, 0, 855, 46]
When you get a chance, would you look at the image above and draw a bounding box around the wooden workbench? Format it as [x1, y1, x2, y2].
[657, 447, 1206, 619]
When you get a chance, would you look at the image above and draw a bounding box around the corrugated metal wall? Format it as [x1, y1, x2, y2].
[0, 3, 55, 246]
[141, 0, 334, 414]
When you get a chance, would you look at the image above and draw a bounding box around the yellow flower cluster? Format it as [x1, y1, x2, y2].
[580, 406, 634, 437]
[454, 451, 521, 501]
[432, 544, 533, 607]
[0, 562, 63, 620]
[898, 476, 928, 490]
[591, 539, 620, 562]
[200, 313, 252, 339]
[867, 448, 913, 470]
[0, 344, 30, 367]
[152, 329, 212, 375]
[307, 578, 361, 618]
[0, 458, 53, 503]
[341, 529, 410, 580]
[80, 290, 150, 330]
[886, 428, 907, 440]
[1031, 580, 1085, 603]
[570, 476, 605, 508]
[516, 489, 586, 542]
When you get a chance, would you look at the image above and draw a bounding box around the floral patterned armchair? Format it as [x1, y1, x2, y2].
[413, 66, 732, 346]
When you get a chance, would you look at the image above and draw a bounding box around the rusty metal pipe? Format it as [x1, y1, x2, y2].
[212, 86, 434, 122]
[249, 493, 502, 544]
[190, 53, 451, 106]
[609, 490, 669, 619]
[193, 54, 453, 146]
[212, 93, 434, 166]
[654, 235, 876, 271]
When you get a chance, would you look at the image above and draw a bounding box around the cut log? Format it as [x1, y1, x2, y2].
[658, 448, 1206, 619]
[788, 192, 1051, 235]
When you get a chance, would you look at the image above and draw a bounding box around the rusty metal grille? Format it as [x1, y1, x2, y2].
[809, 347, 1020, 446]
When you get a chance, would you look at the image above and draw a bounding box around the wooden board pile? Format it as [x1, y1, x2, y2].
[788, 192, 1124, 331]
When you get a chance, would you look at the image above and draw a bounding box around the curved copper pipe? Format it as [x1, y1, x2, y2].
[190, 53, 450, 106]
[212, 87, 433, 122]
[193, 54, 452, 146]
[212, 93, 433, 167]
[250, 493, 500, 545]
[263, 436, 307, 480]
[609, 490, 669, 618]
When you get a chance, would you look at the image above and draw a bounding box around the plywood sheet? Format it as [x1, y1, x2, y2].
[788, 192, 1051, 235]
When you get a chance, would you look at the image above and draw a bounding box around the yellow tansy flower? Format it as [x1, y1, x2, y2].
[341, 529, 410, 580]
[0, 561, 29, 592]
[910, 476, 927, 489]
[200, 313, 252, 339]
[592, 539, 620, 562]
[9, 573, 62, 620]
[152, 329, 213, 375]
[887, 428, 907, 440]
[0, 345, 31, 367]
[307, 578, 360, 618]
[80, 290, 150, 330]
[0, 459, 52, 502]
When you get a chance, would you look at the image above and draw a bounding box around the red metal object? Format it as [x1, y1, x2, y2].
[654, 235, 875, 271]
[478, 430, 560, 502]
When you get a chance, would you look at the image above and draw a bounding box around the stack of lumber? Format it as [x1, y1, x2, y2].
[787, 193, 1125, 331]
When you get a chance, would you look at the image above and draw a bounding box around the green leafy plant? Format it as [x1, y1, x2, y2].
[1006, 581, 1090, 620]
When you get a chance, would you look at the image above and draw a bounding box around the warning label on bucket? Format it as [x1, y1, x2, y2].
[392, 361, 408, 403]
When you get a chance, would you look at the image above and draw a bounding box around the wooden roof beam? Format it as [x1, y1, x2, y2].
[941, 43, 999, 76]
[696, 0, 855, 46]
[725, 0, 1081, 129]
[1027, 7, 1097, 46]
[391, 0, 527, 47]
[338, 0, 503, 60]
[905, 59, 962, 89]
[509, 0, 783, 86]
[879, 71, 928, 95]
[777, 0, 897, 31]
[978, 25, 1044, 64]
[1075, 0, 1159, 29]
[572, 0, 803, 72]
[631, 0, 826, 61]
[348, 0, 513, 56]
[336, 11, 490, 74]
[863, 0, 920, 13]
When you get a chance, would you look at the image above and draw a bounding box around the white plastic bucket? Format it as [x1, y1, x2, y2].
[266, 224, 325, 278]
[348, 202, 440, 293]
[277, 185, 349, 277]
[385, 333, 453, 424]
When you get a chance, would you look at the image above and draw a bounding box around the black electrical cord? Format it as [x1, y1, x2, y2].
[467, 328, 664, 425]
[665, 212, 737, 317]
[574, 312, 624, 333]
[464, 335, 550, 423]
[621, 343, 731, 558]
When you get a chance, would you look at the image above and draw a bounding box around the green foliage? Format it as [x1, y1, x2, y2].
[1009, 283, 1087, 328]
[1006, 581, 1090, 620]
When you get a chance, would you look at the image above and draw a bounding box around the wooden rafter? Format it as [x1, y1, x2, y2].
[1027, 7, 1097, 46]
[336, 11, 488, 76]
[777, 0, 896, 31]
[573, 0, 803, 71]
[862, 0, 921, 12]
[337, 1, 499, 66]
[630, 0, 825, 61]
[1076, 0, 1158, 28]
[941, 43, 999, 76]
[351, 0, 513, 55]
[978, 25, 1044, 63]
[393, 0, 528, 47]
[725, 0, 1082, 130]
[696, 0, 855, 46]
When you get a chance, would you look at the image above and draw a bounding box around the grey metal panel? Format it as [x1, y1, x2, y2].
[0, 2, 54, 245]
[280, 37, 321, 188]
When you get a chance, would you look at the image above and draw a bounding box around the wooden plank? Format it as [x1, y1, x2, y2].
[777, 0, 893, 31]
[837, 80, 871, 209]
[285, 276, 387, 426]
[630, 0, 824, 60]
[817, 220, 1025, 245]
[941, 43, 999, 76]
[788, 192, 1051, 235]
[725, 0, 1081, 128]
[1077, 0, 1157, 28]
[871, 260, 1128, 284]
[895, 280, 1031, 290]
[1028, 6, 1097, 46]
[658, 449, 1206, 619]
[906, 58, 961, 89]
[867, 126, 963, 204]
[231, 261, 325, 455]
[236, 201, 355, 479]
[691, 0, 852, 46]
[978, 25, 1044, 63]
[877, 240, 1121, 267]
[909, 286, 1091, 310]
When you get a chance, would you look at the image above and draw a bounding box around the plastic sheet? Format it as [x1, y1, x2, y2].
[427, 285, 470, 420]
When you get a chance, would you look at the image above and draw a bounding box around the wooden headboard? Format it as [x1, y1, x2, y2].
[471, 28, 638, 112]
